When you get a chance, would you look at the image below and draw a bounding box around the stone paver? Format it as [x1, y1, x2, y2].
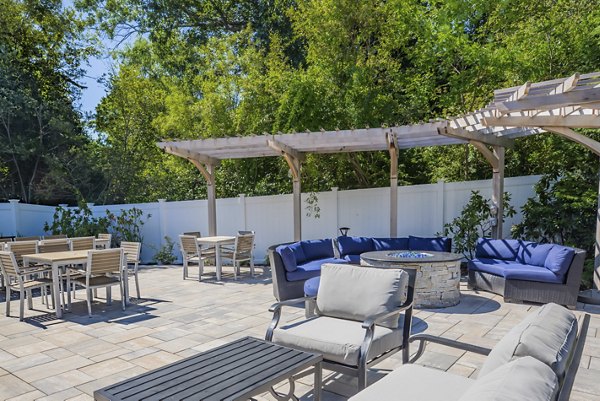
[0, 264, 598, 400]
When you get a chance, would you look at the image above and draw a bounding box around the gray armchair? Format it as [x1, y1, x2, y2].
[265, 263, 414, 390]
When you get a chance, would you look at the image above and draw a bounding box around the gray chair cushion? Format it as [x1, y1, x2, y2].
[349, 364, 473, 401]
[271, 316, 403, 366]
[316, 263, 408, 328]
[479, 303, 577, 378]
[460, 357, 559, 401]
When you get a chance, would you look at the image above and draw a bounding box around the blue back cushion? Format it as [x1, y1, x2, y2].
[544, 245, 575, 276]
[517, 242, 554, 266]
[278, 246, 297, 272]
[301, 239, 334, 260]
[409, 236, 451, 252]
[287, 242, 306, 264]
[372, 237, 409, 251]
[475, 238, 520, 260]
[337, 236, 374, 256]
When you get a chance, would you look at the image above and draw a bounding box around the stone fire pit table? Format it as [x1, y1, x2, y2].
[360, 250, 463, 308]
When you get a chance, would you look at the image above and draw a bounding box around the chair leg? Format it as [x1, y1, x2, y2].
[357, 365, 367, 390]
[198, 258, 203, 282]
[49, 285, 55, 309]
[86, 289, 93, 317]
[135, 263, 141, 298]
[120, 282, 125, 311]
[19, 289, 25, 321]
[5, 286, 10, 317]
[106, 286, 112, 305]
[250, 258, 255, 277]
[183, 259, 188, 280]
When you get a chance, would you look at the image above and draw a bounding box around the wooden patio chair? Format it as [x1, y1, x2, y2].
[221, 233, 255, 279]
[70, 236, 96, 251]
[179, 235, 206, 281]
[14, 236, 40, 242]
[120, 241, 142, 299]
[6, 240, 38, 267]
[96, 233, 112, 249]
[0, 251, 53, 321]
[73, 248, 126, 317]
[37, 239, 71, 254]
[44, 234, 67, 240]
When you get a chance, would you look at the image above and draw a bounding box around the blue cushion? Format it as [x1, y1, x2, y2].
[343, 254, 362, 264]
[544, 245, 575, 276]
[469, 258, 563, 284]
[409, 236, 451, 252]
[517, 243, 554, 266]
[278, 246, 297, 272]
[475, 238, 520, 260]
[372, 237, 409, 251]
[336, 236, 374, 257]
[288, 242, 307, 264]
[285, 257, 347, 281]
[301, 239, 334, 260]
[304, 276, 320, 297]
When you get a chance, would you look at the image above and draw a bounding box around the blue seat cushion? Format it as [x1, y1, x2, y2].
[278, 246, 297, 272]
[475, 238, 520, 260]
[304, 276, 320, 297]
[469, 258, 563, 284]
[544, 245, 575, 276]
[301, 239, 334, 260]
[285, 257, 347, 282]
[343, 254, 362, 264]
[409, 236, 451, 252]
[337, 236, 374, 257]
[372, 237, 409, 251]
[517, 242, 554, 266]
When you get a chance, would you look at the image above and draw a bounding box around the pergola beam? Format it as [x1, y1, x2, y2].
[162, 145, 221, 167]
[440, 126, 515, 148]
[543, 126, 600, 156]
[484, 114, 600, 128]
[494, 87, 600, 113]
[549, 73, 579, 95]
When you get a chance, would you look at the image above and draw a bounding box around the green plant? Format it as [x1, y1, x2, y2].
[442, 191, 516, 259]
[44, 204, 150, 247]
[153, 236, 176, 264]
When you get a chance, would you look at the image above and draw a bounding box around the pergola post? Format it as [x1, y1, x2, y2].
[492, 146, 505, 239]
[191, 160, 217, 236]
[268, 139, 304, 241]
[388, 132, 398, 237]
[544, 127, 600, 289]
[469, 141, 505, 239]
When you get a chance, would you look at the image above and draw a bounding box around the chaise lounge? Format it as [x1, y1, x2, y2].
[468, 238, 586, 309]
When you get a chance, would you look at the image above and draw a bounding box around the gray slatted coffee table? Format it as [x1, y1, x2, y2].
[94, 337, 322, 401]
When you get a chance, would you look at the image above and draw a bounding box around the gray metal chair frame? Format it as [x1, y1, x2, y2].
[0, 251, 54, 321]
[266, 279, 415, 390]
[221, 233, 255, 279]
[73, 248, 126, 317]
[408, 312, 590, 401]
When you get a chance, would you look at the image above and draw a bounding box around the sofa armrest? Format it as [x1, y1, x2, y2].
[564, 248, 586, 288]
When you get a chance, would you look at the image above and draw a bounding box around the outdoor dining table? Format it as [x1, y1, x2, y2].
[22, 250, 129, 318]
[22, 250, 89, 318]
[196, 235, 235, 281]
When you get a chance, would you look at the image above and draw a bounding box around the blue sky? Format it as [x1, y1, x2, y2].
[78, 51, 113, 115]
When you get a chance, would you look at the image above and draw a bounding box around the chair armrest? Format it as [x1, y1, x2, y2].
[408, 333, 491, 363]
[268, 296, 315, 312]
[361, 300, 413, 329]
[265, 296, 316, 341]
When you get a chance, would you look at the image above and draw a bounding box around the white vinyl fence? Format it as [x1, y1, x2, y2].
[0, 175, 540, 263]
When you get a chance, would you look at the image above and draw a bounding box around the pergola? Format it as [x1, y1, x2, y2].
[157, 72, 600, 287]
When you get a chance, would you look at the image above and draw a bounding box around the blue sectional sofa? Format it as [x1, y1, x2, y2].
[268, 235, 451, 301]
[468, 238, 586, 308]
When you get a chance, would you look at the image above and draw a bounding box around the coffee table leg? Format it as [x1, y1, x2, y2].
[314, 362, 322, 401]
[268, 377, 298, 401]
